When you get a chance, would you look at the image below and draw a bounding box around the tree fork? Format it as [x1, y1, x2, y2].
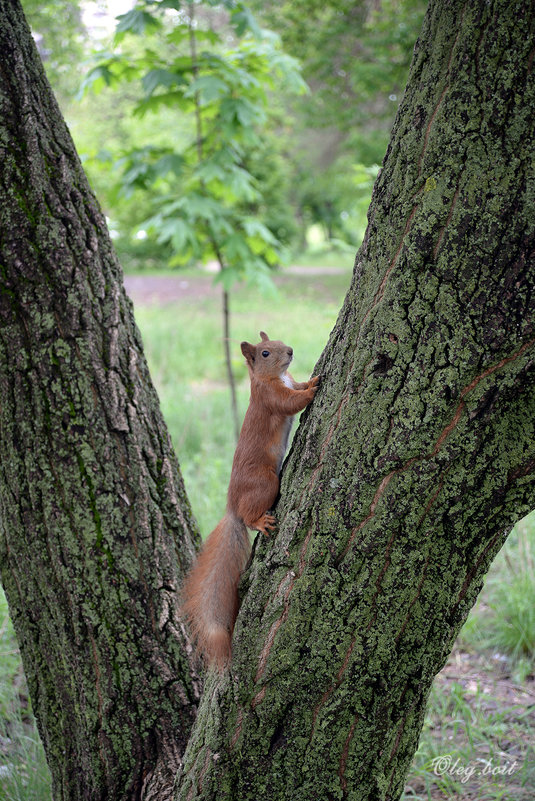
[176, 1, 535, 799]
[0, 2, 200, 799]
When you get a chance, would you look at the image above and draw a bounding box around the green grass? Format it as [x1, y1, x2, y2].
[289, 247, 355, 269]
[406, 673, 535, 800]
[459, 514, 535, 667]
[1, 265, 534, 799]
[0, 591, 51, 801]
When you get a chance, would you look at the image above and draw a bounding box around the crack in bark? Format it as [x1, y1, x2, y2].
[431, 336, 535, 455]
[254, 527, 313, 686]
[384, 693, 422, 798]
[365, 528, 398, 632]
[338, 337, 535, 563]
[309, 634, 357, 745]
[251, 684, 266, 709]
[454, 527, 504, 610]
[432, 184, 461, 259]
[299, 192, 424, 506]
[89, 631, 106, 765]
[338, 713, 359, 794]
[415, 469, 449, 528]
[416, 84, 449, 177]
[229, 708, 243, 750]
[416, 3, 467, 176]
[394, 553, 431, 645]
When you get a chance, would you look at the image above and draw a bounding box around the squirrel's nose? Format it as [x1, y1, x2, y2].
[287, 348, 293, 357]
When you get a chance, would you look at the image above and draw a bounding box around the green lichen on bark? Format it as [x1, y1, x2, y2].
[0, 2, 201, 799]
[176, 1, 535, 799]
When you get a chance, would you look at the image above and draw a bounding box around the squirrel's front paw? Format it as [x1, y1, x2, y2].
[309, 375, 321, 388]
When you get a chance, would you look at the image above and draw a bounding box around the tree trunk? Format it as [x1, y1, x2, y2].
[0, 2, 200, 799]
[176, 1, 535, 799]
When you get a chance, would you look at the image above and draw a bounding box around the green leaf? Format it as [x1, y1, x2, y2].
[183, 193, 224, 221]
[219, 97, 262, 129]
[244, 257, 277, 295]
[156, 193, 225, 225]
[251, 270, 277, 295]
[154, 153, 185, 177]
[78, 57, 141, 97]
[230, 6, 262, 39]
[168, 55, 196, 74]
[115, 9, 161, 39]
[209, 215, 233, 239]
[222, 233, 251, 266]
[242, 218, 278, 245]
[215, 265, 243, 291]
[142, 68, 187, 97]
[162, 218, 194, 252]
[195, 160, 227, 184]
[133, 90, 194, 116]
[185, 75, 229, 103]
[122, 161, 154, 192]
[79, 64, 115, 95]
[167, 26, 220, 46]
[155, 0, 181, 10]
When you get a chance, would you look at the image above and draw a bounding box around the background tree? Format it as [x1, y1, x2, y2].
[81, 0, 307, 439]
[1, 2, 534, 801]
[249, 0, 428, 243]
[20, 0, 426, 264]
[21, 0, 86, 99]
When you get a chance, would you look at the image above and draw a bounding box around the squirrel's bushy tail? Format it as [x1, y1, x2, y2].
[181, 513, 250, 668]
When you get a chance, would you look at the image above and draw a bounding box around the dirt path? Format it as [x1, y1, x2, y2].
[123, 273, 216, 305]
[123, 265, 349, 306]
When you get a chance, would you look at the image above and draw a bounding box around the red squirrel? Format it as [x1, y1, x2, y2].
[181, 331, 319, 667]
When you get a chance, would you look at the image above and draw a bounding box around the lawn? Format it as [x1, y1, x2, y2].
[1, 263, 533, 800]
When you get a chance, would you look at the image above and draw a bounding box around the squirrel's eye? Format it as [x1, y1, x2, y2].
[261, 350, 270, 358]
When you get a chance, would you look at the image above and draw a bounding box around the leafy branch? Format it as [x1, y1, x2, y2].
[81, 0, 307, 439]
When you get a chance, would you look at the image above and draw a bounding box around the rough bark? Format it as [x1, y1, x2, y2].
[0, 2, 200, 799]
[176, 1, 535, 799]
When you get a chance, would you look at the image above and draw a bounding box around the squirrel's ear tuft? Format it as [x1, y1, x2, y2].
[259, 331, 269, 342]
[241, 341, 256, 363]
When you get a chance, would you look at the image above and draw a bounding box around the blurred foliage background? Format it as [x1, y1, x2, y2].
[23, 0, 428, 273]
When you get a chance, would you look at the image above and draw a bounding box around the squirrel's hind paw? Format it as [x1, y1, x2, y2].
[251, 512, 277, 535]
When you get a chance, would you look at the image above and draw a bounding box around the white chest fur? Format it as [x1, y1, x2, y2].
[281, 373, 293, 388]
[273, 373, 295, 473]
